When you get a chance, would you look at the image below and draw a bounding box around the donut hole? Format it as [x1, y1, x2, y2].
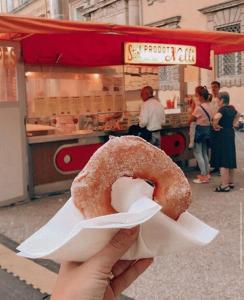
[145, 180, 155, 187]
[111, 177, 154, 212]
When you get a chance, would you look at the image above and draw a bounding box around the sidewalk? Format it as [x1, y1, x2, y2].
[126, 132, 244, 300]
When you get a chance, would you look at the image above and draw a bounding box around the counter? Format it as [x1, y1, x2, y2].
[27, 124, 190, 144]
[28, 129, 127, 197]
[28, 125, 192, 197]
[28, 130, 108, 144]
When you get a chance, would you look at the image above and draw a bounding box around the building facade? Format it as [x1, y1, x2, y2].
[0, 0, 48, 16]
[68, 0, 139, 25]
[141, 0, 244, 112]
[0, 0, 140, 23]
[0, 0, 69, 18]
[1, 0, 243, 111]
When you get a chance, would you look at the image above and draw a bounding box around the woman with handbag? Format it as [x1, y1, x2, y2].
[189, 86, 214, 184]
[212, 92, 240, 192]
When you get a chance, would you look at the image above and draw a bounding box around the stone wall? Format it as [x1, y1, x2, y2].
[201, 1, 244, 87]
[141, 0, 244, 112]
[10, 0, 48, 17]
[69, 0, 139, 25]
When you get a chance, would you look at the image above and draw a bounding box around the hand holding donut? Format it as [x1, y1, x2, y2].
[51, 227, 153, 300]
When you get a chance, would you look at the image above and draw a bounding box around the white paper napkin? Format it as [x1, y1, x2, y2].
[17, 178, 219, 263]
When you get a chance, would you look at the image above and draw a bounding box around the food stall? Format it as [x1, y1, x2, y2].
[25, 63, 189, 196]
[0, 15, 244, 204]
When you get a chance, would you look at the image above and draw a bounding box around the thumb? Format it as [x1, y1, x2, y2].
[92, 227, 139, 270]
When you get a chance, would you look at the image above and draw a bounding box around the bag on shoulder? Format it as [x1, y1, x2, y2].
[194, 125, 211, 143]
[194, 105, 211, 143]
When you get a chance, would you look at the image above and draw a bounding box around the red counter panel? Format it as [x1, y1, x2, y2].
[160, 133, 186, 157]
[54, 143, 103, 173]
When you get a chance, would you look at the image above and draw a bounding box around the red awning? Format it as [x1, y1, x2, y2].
[0, 14, 244, 69]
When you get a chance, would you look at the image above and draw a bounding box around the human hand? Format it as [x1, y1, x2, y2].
[213, 125, 222, 131]
[51, 227, 153, 300]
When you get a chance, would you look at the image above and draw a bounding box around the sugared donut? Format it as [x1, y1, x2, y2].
[71, 136, 191, 220]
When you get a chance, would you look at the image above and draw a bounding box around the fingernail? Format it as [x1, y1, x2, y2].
[123, 226, 139, 236]
[148, 257, 154, 264]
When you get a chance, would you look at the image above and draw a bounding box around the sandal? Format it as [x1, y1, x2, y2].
[229, 183, 235, 189]
[215, 185, 230, 192]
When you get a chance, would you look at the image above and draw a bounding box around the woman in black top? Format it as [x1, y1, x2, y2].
[212, 92, 240, 192]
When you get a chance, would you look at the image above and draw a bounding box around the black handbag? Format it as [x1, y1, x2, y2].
[194, 105, 211, 143]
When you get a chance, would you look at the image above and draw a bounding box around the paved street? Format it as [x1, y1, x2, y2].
[0, 132, 244, 299]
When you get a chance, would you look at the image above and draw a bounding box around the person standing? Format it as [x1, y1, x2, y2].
[212, 92, 240, 192]
[210, 81, 221, 175]
[210, 81, 221, 114]
[189, 86, 213, 184]
[188, 96, 199, 149]
[139, 86, 165, 146]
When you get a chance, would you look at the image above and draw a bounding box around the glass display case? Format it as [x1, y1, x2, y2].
[25, 64, 188, 136]
[26, 66, 125, 118]
[25, 66, 127, 135]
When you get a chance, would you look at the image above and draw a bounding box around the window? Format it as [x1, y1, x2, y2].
[19, 0, 28, 4]
[7, 0, 13, 11]
[6, 0, 29, 12]
[216, 23, 241, 77]
[159, 67, 176, 82]
[159, 66, 179, 90]
[75, 6, 91, 21]
[148, 16, 181, 91]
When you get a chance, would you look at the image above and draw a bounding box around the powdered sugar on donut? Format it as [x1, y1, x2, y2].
[71, 136, 191, 219]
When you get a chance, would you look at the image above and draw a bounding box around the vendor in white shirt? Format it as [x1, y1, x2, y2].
[139, 86, 165, 146]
